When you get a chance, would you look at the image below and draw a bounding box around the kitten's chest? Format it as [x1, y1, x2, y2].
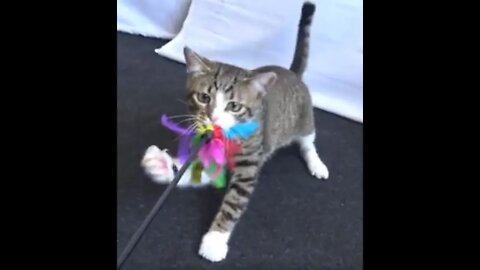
[236, 132, 263, 153]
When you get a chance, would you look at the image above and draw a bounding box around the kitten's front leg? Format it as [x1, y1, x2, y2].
[198, 158, 260, 262]
[141, 145, 211, 187]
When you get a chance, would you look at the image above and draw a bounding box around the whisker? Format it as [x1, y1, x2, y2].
[172, 121, 199, 143]
[177, 118, 196, 125]
[185, 122, 199, 133]
[177, 115, 201, 124]
[168, 114, 196, 119]
[176, 99, 188, 105]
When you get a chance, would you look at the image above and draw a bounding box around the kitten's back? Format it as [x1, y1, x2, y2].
[255, 66, 314, 154]
[255, 2, 317, 152]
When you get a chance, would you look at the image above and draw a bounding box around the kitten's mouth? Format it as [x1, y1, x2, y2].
[198, 116, 213, 126]
[195, 117, 212, 131]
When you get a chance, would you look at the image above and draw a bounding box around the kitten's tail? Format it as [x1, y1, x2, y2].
[289, 1, 316, 78]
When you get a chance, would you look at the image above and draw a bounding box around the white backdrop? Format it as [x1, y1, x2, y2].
[117, 0, 363, 123]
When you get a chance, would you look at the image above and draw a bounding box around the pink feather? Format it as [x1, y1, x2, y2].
[198, 138, 226, 168]
[209, 138, 226, 165]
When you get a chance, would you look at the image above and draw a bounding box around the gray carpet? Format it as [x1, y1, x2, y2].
[117, 32, 363, 270]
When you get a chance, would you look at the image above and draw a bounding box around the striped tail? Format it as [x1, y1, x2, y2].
[289, 1, 316, 78]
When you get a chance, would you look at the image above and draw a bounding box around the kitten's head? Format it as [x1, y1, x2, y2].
[183, 47, 276, 131]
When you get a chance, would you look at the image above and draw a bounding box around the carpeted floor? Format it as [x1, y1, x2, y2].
[117, 32, 363, 270]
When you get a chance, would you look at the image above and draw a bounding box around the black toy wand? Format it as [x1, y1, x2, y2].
[117, 132, 212, 269]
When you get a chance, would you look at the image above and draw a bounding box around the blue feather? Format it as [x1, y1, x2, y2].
[224, 121, 258, 139]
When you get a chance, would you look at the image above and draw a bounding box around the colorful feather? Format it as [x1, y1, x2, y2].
[177, 134, 192, 164]
[224, 121, 258, 140]
[161, 114, 258, 189]
[161, 114, 193, 135]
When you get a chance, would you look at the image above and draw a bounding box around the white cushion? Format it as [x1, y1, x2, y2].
[155, 0, 302, 69]
[117, 0, 191, 39]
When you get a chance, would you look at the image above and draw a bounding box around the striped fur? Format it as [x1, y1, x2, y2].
[182, 1, 328, 262]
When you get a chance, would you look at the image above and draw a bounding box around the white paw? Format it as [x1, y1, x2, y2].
[198, 231, 230, 262]
[307, 156, 329, 180]
[141, 146, 175, 184]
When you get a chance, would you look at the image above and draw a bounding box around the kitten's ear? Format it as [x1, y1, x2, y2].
[247, 72, 277, 97]
[183, 47, 213, 74]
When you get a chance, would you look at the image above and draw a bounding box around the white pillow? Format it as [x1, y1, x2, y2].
[305, 0, 363, 122]
[117, 0, 191, 39]
[155, 0, 303, 69]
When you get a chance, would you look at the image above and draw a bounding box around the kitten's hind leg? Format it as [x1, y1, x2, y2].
[141, 145, 211, 187]
[297, 133, 329, 179]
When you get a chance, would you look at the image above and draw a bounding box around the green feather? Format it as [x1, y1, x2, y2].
[190, 160, 203, 184]
[212, 169, 226, 189]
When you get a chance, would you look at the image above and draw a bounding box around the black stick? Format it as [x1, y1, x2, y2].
[117, 133, 211, 269]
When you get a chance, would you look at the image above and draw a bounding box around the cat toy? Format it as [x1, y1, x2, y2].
[117, 115, 258, 269]
[161, 114, 258, 188]
[117, 133, 210, 269]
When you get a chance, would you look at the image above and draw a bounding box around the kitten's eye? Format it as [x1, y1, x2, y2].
[197, 93, 211, 104]
[226, 102, 243, 113]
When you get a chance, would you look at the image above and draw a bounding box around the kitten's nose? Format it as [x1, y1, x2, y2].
[211, 116, 218, 123]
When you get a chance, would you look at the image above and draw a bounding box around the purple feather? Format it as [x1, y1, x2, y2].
[177, 134, 192, 164]
[161, 114, 195, 163]
[161, 114, 193, 135]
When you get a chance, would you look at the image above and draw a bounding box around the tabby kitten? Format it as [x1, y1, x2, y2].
[142, 2, 329, 262]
